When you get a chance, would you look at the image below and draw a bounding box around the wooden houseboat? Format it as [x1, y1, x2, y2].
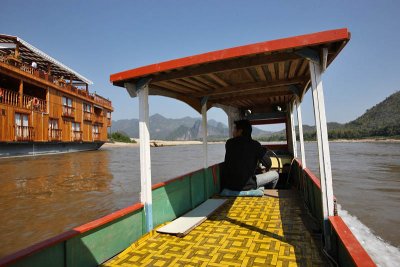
[0, 34, 113, 157]
[0, 29, 377, 266]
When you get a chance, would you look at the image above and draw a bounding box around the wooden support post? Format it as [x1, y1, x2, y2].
[15, 43, 19, 59]
[46, 88, 50, 114]
[216, 105, 241, 138]
[201, 98, 208, 169]
[134, 81, 153, 232]
[309, 60, 334, 250]
[47, 63, 52, 75]
[290, 102, 297, 158]
[286, 104, 293, 155]
[296, 100, 306, 168]
[18, 80, 23, 107]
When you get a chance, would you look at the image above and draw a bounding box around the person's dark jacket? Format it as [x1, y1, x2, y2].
[221, 136, 271, 191]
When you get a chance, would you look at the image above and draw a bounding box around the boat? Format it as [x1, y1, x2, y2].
[0, 35, 113, 157]
[0, 29, 376, 266]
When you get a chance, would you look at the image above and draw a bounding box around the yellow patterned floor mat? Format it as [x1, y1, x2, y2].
[101, 194, 327, 266]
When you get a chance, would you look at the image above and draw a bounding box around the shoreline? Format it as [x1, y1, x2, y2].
[102, 138, 400, 148]
[102, 140, 225, 148]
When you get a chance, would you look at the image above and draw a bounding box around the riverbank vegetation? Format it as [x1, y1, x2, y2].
[109, 132, 136, 143]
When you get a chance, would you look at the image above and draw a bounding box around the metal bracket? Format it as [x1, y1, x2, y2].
[295, 48, 320, 63]
[201, 96, 209, 107]
[288, 85, 301, 99]
[321, 48, 328, 72]
[124, 77, 152, 98]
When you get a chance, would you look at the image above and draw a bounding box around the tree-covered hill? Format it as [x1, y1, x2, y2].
[342, 91, 400, 137]
[259, 91, 400, 141]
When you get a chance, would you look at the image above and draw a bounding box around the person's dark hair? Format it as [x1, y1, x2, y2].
[234, 119, 252, 137]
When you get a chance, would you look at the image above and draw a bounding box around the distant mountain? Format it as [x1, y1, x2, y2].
[346, 91, 400, 131]
[112, 91, 400, 141]
[111, 113, 271, 141]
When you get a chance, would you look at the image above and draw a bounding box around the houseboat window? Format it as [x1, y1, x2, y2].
[83, 103, 91, 113]
[93, 124, 99, 133]
[15, 113, 29, 138]
[72, 122, 82, 141]
[62, 96, 73, 107]
[49, 119, 60, 140]
[72, 122, 81, 132]
[49, 119, 59, 129]
[107, 111, 111, 119]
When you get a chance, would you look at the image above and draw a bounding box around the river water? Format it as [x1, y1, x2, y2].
[0, 142, 399, 265]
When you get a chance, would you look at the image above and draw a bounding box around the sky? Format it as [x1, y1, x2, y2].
[1, 0, 399, 131]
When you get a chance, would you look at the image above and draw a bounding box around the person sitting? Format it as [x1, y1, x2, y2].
[221, 119, 279, 191]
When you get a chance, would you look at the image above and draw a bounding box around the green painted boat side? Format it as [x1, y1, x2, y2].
[290, 159, 375, 266]
[9, 243, 64, 267]
[65, 211, 144, 267]
[2, 207, 144, 267]
[152, 166, 220, 228]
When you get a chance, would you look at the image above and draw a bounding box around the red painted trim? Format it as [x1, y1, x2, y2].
[295, 158, 303, 169]
[250, 118, 286, 125]
[329, 216, 376, 267]
[0, 203, 144, 266]
[152, 169, 198, 190]
[304, 167, 321, 189]
[73, 203, 144, 233]
[110, 29, 350, 83]
[212, 164, 218, 185]
[0, 230, 79, 266]
[302, 164, 337, 201]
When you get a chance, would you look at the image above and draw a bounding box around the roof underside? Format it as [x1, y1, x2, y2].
[0, 34, 93, 85]
[110, 29, 350, 113]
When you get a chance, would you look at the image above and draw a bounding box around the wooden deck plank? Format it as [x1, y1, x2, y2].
[156, 199, 227, 237]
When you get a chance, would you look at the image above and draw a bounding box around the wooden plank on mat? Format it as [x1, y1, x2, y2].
[156, 199, 227, 237]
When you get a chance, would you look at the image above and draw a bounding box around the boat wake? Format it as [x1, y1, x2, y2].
[337, 205, 400, 266]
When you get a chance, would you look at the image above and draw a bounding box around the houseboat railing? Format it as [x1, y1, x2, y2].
[0, 87, 19, 106]
[72, 131, 83, 141]
[22, 95, 46, 112]
[94, 115, 103, 124]
[14, 126, 34, 141]
[91, 93, 112, 108]
[0, 55, 112, 109]
[48, 128, 62, 141]
[62, 106, 75, 118]
[20, 64, 35, 75]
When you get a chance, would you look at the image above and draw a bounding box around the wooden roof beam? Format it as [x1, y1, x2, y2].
[210, 88, 294, 102]
[255, 66, 267, 81]
[151, 53, 300, 83]
[207, 73, 229, 87]
[194, 77, 305, 98]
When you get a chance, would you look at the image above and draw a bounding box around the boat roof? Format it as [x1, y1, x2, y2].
[110, 29, 350, 113]
[0, 34, 93, 85]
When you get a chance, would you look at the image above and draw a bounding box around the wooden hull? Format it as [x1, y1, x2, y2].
[0, 141, 104, 158]
[0, 162, 375, 267]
